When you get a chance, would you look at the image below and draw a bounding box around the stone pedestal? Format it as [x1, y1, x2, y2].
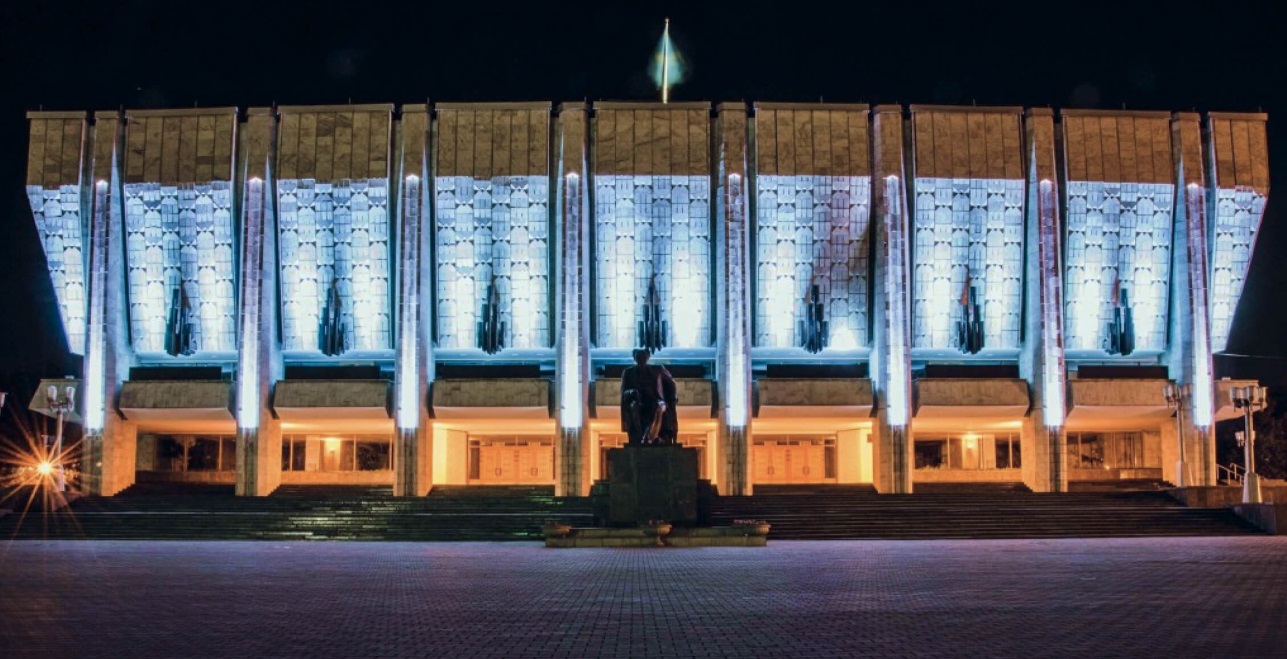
[591, 445, 711, 526]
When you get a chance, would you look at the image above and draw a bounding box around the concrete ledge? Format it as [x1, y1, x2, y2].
[914, 378, 1028, 418]
[593, 379, 714, 419]
[756, 378, 872, 418]
[137, 470, 236, 485]
[432, 379, 551, 419]
[914, 468, 1022, 483]
[1169, 485, 1287, 507]
[1067, 379, 1170, 421]
[1233, 503, 1285, 534]
[280, 471, 394, 485]
[274, 380, 391, 420]
[120, 380, 233, 422]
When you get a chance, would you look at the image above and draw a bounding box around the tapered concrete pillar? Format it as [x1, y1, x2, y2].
[715, 104, 753, 496]
[555, 103, 592, 497]
[870, 106, 913, 494]
[81, 112, 138, 496]
[1020, 109, 1068, 493]
[234, 109, 282, 497]
[1164, 113, 1216, 486]
[393, 105, 434, 496]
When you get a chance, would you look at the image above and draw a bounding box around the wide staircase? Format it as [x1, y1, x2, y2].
[1, 483, 1260, 541]
[710, 484, 1261, 539]
[0, 484, 593, 541]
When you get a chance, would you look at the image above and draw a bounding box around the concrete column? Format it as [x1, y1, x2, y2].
[1020, 109, 1068, 493]
[392, 105, 433, 496]
[234, 109, 282, 497]
[716, 103, 753, 496]
[81, 111, 138, 496]
[554, 103, 592, 497]
[870, 106, 913, 494]
[1165, 113, 1217, 486]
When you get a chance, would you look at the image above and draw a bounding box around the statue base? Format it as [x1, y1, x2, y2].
[591, 445, 712, 526]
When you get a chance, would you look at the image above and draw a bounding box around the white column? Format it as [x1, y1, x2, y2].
[716, 104, 753, 496]
[871, 106, 913, 494]
[235, 109, 282, 497]
[393, 106, 433, 496]
[81, 111, 138, 496]
[555, 104, 592, 497]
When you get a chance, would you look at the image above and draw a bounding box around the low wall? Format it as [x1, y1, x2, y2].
[1169, 485, 1287, 508]
[280, 471, 394, 485]
[1069, 468, 1163, 482]
[1233, 503, 1287, 534]
[137, 470, 235, 484]
[913, 468, 1022, 483]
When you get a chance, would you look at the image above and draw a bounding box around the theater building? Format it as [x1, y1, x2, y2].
[22, 102, 1269, 497]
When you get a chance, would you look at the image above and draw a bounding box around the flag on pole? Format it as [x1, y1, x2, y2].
[649, 19, 686, 103]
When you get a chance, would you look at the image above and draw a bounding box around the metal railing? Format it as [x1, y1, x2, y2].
[1218, 462, 1246, 485]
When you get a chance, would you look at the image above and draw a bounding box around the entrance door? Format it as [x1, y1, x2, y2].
[752, 436, 835, 484]
[470, 436, 554, 485]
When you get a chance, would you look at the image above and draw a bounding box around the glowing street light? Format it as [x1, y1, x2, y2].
[1163, 383, 1191, 488]
[46, 384, 76, 492]
[1230, 385, 1268, 504]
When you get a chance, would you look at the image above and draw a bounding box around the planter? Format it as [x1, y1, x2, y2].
[541, 524, 573, 539]
[641, 523, 673, 546]
[734, 523, 771, 537]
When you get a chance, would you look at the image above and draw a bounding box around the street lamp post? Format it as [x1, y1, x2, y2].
[1163, 383, 1191, 488]
[46, 384, 76, 492]
[1230, 385, 1267, 504]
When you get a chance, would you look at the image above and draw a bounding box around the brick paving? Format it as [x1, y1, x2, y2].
[1, 538, 1286, 658]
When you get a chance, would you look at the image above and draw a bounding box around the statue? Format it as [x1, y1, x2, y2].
[621, 348, 679, 445]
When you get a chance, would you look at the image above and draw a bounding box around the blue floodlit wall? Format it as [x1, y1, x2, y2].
[28, 184, 87, 354]
[123, 183, 237, 355]
[1063, 182, 1173, 352]
[435, 175, 550, 349]
[1209, 187, 1265, 351]
[755, 175, 869, 350]
[1206, 113, 1272, 353]
[26, 115, 88, 355]
[911, 178, 1024, 350]
[595, 175, 711, 348]
[433, 106, 552, 354]
[277, 178, 392, 352]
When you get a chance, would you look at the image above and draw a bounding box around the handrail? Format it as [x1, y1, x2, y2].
[1218, 462, 1246, 485]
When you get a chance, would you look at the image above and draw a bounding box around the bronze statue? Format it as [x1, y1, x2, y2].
[621, 348, 679, 444]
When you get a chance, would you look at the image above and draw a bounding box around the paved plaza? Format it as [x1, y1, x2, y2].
[1, 537, 1286, 658]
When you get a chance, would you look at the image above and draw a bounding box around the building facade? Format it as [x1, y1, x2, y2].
[22, 102, 1270, 497]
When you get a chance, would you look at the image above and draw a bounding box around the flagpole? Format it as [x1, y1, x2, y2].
[661, 18, 670, 104]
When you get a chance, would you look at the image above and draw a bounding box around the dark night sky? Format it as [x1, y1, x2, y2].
[1, 0, 1285, 407]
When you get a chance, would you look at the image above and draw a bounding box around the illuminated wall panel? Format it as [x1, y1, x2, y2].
[435, 176, 550, 350]
[27, 184, 87, 354]
[1209, 187, 1265, 351]
[123, 182, 236, 354]
[755, 175, 869, 350]
[594, 174, 711, 348]
[911, 178, 1024, 350]
[1063, 182, 1173, 352]
[277, 178, 391, 353]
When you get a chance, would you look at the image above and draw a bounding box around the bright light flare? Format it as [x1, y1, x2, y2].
[36, 461, 54, 476]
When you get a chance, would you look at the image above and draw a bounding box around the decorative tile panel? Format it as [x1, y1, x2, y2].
[277, 178, 391, 353]
[27, 184, 87, 354]
[594, 175, 711, 349]
[755, 175, 870, 350]
[435, 175, 550, 350]
[911, 178, 1024, 350]
[1209, 187, 1266, 351]
[1063, 181, 1174, 352]
[123, 182, 236, 354]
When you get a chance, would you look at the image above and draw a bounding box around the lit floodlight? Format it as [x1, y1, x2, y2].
[37, 461, 53, 476]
